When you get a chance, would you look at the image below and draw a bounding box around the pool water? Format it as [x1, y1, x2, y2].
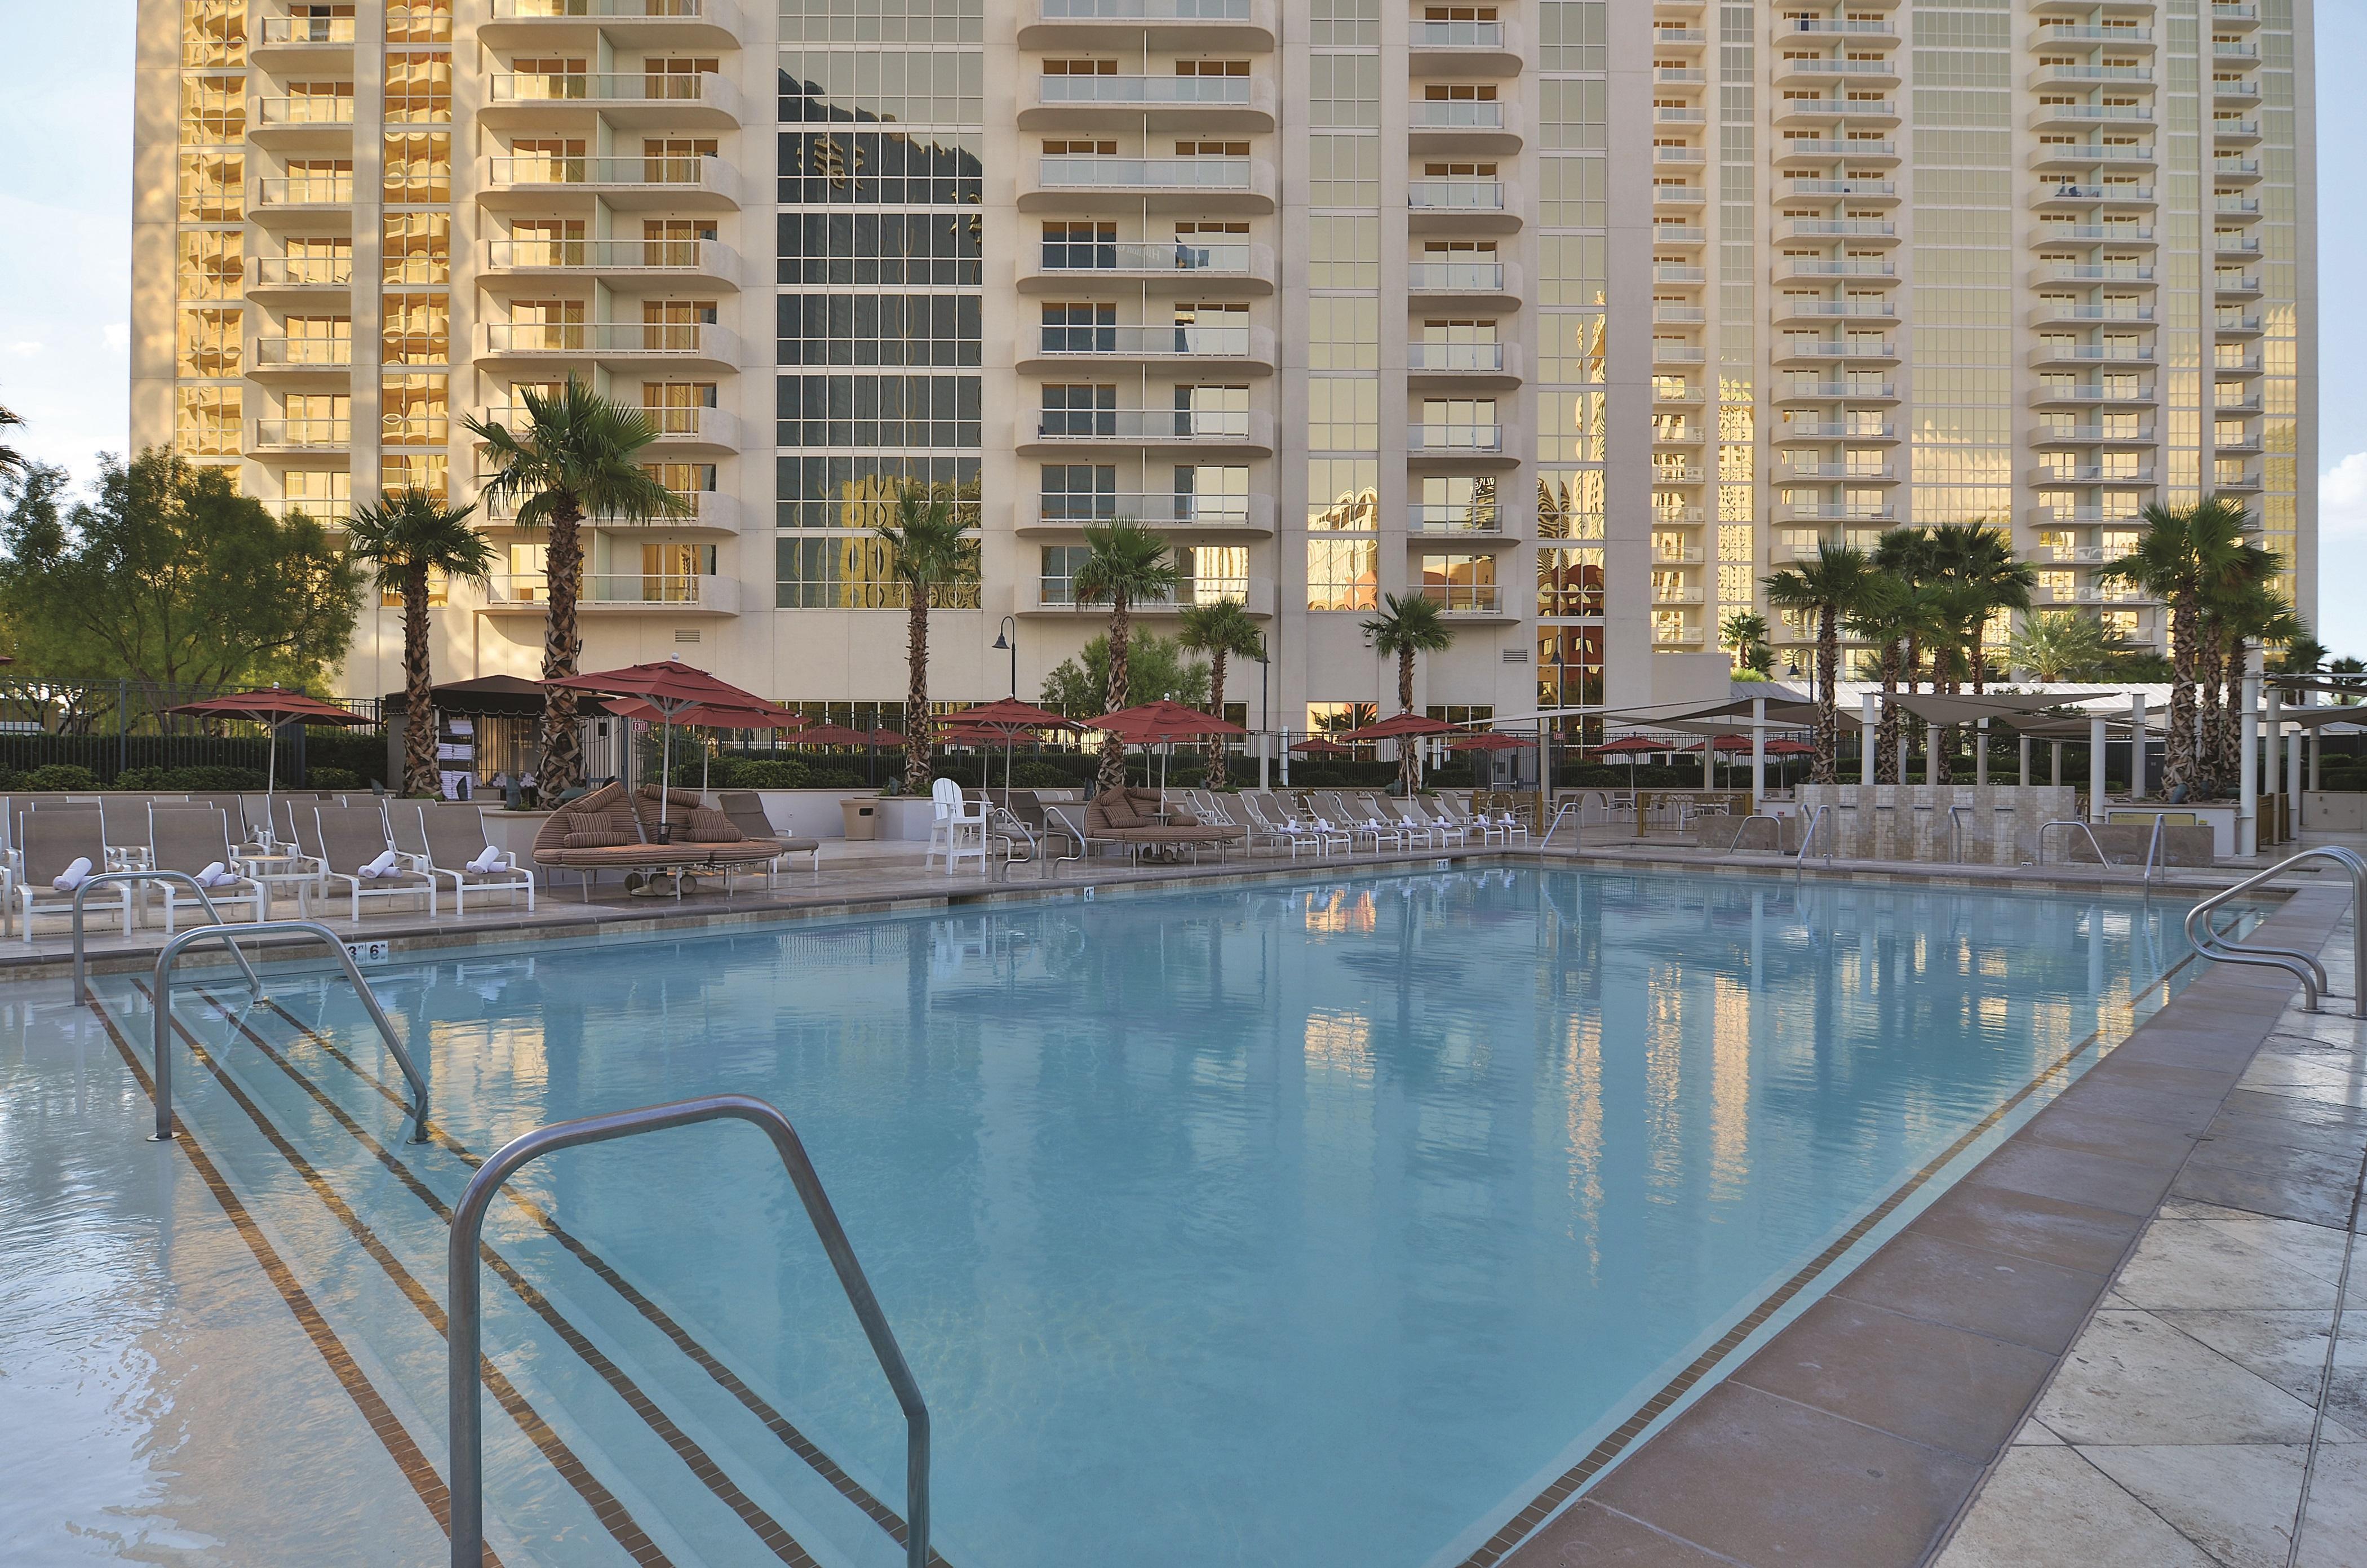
[46, 868, 2195, 1567]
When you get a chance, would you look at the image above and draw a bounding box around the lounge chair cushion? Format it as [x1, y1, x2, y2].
[1165, 807, 1200, 826]
[1096, 791, 1141, 828]
[564, 828, 635, 848]
[684, 807, 743, 844]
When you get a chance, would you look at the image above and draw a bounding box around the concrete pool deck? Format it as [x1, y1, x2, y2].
[3, 846, 2360, 1566]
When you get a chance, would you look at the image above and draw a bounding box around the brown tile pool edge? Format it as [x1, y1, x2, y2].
[1498, 880, 2355, 1568]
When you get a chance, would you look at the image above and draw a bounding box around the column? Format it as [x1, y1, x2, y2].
[2129, 692, 2147, 799]
[1750, 696, 1765, 811]
[2088, 713, 2107, 823]
[2239, 654, 2260, 857]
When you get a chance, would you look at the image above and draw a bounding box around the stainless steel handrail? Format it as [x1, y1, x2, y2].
[1540, 791, 1612, 848]
[72, 871, 262, 1004]
[2182, 845, 2365, 1016]
[1794, 804, 1834, 867]
[1721, 813, 1782, 852]
[2141, 812, 2168, 885]
[148, 920, 427, 1144]
[446, 1095, 931, 1568]
[1042, 802, 1091, 879]
[2038, 818, 2115, 869]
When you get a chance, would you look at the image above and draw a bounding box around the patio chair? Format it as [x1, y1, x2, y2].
[143, 805, 267, 933]
[529, 782, 782, 900]
[15, 808, 134, 940]
[387, 798, 433, 870]
[415, 801, 537, 916]
[1316, 791, 1404, 852]
[925, 777, 988, 875]
[237, 794, 276, 849]
[1391, 796, 1462, 848]
[314, 801, 436, 920]
[96, 795, 161, 871]
[1242, 792, 1346, 858]
[716, 790, 822, 887]
[1477, 792, 1531, 844]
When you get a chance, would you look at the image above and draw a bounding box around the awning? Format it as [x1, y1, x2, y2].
[382, 674, 613, 717]
[1883, 690, 2115, 727]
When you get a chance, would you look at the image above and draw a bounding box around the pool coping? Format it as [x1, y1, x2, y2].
[1496, 875, 2355, 1568]
[0, 843, 2282, 988]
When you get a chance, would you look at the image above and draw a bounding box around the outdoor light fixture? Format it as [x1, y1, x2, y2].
[992, 615, 1017, 696]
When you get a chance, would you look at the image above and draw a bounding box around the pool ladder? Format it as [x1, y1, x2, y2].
[2183, 845, 2367, 1017]
[445, 1095, 933, 1568]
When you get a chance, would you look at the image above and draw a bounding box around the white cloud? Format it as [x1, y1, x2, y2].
[2324, 452, 2367, 539]
[100, 324, 127, 352]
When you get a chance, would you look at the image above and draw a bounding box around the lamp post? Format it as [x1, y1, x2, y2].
[991, 615, 1017, 698]
[1257, 650, 1271, 789]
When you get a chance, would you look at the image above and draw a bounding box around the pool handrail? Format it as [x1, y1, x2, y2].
[1794, 804, 1834, 867]
[1719, 813, 1782, 853]
[2141, 812, 2168, 886]
[446, 1094, 932, 1568]
[148, 919, 427, 1144]
[2037, 818, 2114, 870]
[72, 870, 262, 1004]
[1540, 790, 1615, 848]
[2181, 845, 2365, 1016]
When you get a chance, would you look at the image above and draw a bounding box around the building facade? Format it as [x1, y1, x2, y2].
[132, 0, 2316, 725]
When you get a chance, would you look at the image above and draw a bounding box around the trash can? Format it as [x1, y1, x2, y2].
[840, 797, 879, 841]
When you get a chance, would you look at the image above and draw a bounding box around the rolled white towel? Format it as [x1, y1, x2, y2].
[465, 846, 506, 873]
[356, 849, 398, 880]
[51, 856, 94, 892]
[194, 860, 237, 888]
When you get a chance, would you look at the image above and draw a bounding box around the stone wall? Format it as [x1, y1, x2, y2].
[1795, 785, 2082, 865]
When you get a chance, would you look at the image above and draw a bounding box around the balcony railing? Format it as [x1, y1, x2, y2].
[1040, 0, 1256, 17]
[2040, 224, 2157, 242]
[2032, 424, 2158, 444]
[1408, 423, 1504, 453]
[258, 14, 356, 43]
[1774, 139, 1897, 160]
[484, 154, 734, 195]
[487, 404, 744, 447]
[1412, 100, 1508, 130]
[485, 573, 740, 612]
[252, 255, 354, 286]
[479, 321, 738, 358]
[483, 237, 738, 274]
[2032, 464, 2159, 485]
[492, 0, 726, 16]
[253, 336, 356, 367]
[1419, 584, 1502, 613]
[256, 95, 357, 126]
[1776, 420, 1895, 440]
[487, 71, 737, 110]
[1409, 505, 1502, 534]
[1035, 239, 1262, 277]
[252, 419, 352, 449]
[1407, 342, 1506, 373]
[1029, 408, 1269, 444]
[1408, 260, 1509, 292]
[479, 490, 736, 531]
[1031, 579, 1268, 613]
[1032, 324, 1270, 359]
[1038, 155, 1256, 189]
[1409, 180, 1506, 212]
[1032, 491, 1268, 529]
[256, 176, 355, 205]
[1032, 74, 1258, 108]
[1412, 20, 1504, 46]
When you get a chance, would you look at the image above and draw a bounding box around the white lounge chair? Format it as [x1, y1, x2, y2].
[15, 808, 134, 940]
[415, 801, 537, 915]
[314, 803, 436, 919]
[143, 805, 267, 933]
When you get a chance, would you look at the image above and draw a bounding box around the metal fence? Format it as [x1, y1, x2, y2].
[0, 678, 383, 783]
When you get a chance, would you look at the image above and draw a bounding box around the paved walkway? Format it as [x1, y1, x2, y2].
[1938, 916, 2367, 1568]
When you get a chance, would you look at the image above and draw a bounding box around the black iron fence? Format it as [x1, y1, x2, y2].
[0, 677, 384, 787]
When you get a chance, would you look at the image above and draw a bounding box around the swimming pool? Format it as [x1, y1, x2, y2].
[17, 867, 2199, 1567]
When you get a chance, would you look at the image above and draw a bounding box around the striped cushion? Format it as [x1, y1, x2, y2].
[684, 807, 743, 844]
[563, 829, 633, 848]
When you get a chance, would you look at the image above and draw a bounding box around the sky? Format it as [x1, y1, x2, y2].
[4, 6, 2362, 648]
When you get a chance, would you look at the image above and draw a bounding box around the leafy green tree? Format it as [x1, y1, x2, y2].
[872, 482, 979, 793]
[2007, 611, 2129, 682]
[345, 489, 496, 795]
[1176, 598, 1264, 788]
[1361, 591, 1457, 794]
[1040, 630, 1209, 719]
[464, 378, 688, 793]
[0, 448, 360, 699]
[1070, 521, 1180, 793]
[1763, 543, 1874, 782]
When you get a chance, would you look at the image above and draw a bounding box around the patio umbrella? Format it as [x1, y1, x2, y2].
[1682, 733, 1753, 788]
[1593, 733, 1663, 792]
[1765, 736, 1815, 789]
[792, 723, 875, 748]
[544, 659, 776, 836]
[945, 697, 1080, 794]
[1448, 728, 1527, 787]
[605, 695, 805, 795]
[1336, 711, 1461, 791]
[169, 685, 370, 830]
[1290, 737, 1353, 755]
[1088, 699, 1246, 790]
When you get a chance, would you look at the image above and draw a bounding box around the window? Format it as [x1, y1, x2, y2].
[1418, 552, 1496, 611]
[1041, 220, 1116, 269]
[1537, 626, 1603, 708]
[384, 50, 450, 121]
[1040, 383, 1115, 437]
[1307, 379, 1377, 450]
[1039, 544, 1091, 604]
[380, 374, 446, 445]
[383, 213, 448, 283]
[1307, 216, 1378, 287]
[382, 292, 448, 364]
[1040, 301, 1116, 352]
[777, 534, 981, 609]
[1308, 297, 1378, 369]
[174, 386, 240, 457]
[176, 308, 241, 379]
[1537, 470, 1604, 538]
[382, 132, 450, 203]
[1309, 136, 1378, 206]
[1306, 541, 1378, 610]
[1040, 464, 1116, 521]
[1537, 547, 1603, 616]
[1309, 55, 1378, 126]
[1416, 475, 1498, 533]
[1307, 460, 1379, 530]
[177, 229, 243, 298]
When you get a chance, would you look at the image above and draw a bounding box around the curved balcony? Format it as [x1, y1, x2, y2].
[1021, 155, 1275, 214]
[2213, 271, 2262, 300]
[1653, 223, 1708, 250]
[2029, 103, 2154, 133]
[2028, 423, 2158, 449]
[1018, 322, 1276, 376]
[2213, 193, 2264, 224]
[475, 321, 741, 372]
[1774, 419, 1897, 446]
[536, 404, 749, 454]
[2211, 3, 2262, 32]
[1651, 183, 1706, 212]
[1772, 137, 1898, 169]
[1772, 56, 1901, 91]
[251, 176, 356, 221]
[2213, 348, 2264, 376]
[2213, 156, 2263, 186]
[2029, 463, 2158, 486]
[250, 336, 355, 377]
[1650, 25, 1708, 52]
[481, 71, 739, 130]
[2029, 143, 2157, 175]
[250, 418, 352, 453]
[1776, 501, 1896, 526]
[1018, 238, 1273, 296]
[1652, 264, 1707, 291]
[1652, 382, 1705, 407]
[2031, 262, 2154, 289]
[2031, 183, 2156, 215]
[2215, 468, 2264, 495]
[1772, 378, 1899, 406]
[480, 153, 737, 210]
[1408, 179, 1519, 235]
[1651, 463, 1705, 487]
[1417, 584, 1517, 622]
[481, 572, 740, 616]
[1406, 341, 1521, 389]
[1774, 338, 1901, 368]
[481, 490, 741, 535]
[2029, 64, 2154, 91]
[1772, 256, 1897, 286]
[251, 12, 355, 61]
[2214, 311, 2264, 340]
[1409, 19, 1523, 77]
[1771, 299, 1899, 327]
[2027, 342, 2155, 371]
[249, 255, 356, 299]
[1023, 579, 1275, 618]
[1021, 73, 1275, 132]
[2033, 223, 2158, 248]
[481, 236, 742, 291]
[2028, 302, 2155, 330]
[1772, 216, 1898, 247]
[2213, 77, 2262, 106]
[480, 0, 743, 50]
[2214, 117, 2262, 146]
[2215, 232, 2264, 260]
[250, 95, 356, 150]
[1017, 493, 1275, 537]
[1780, 178, 1898, 207]
[2027, 382, 2158, 411]
[1017, 407, 1274, 458]
[2036, 22, 2154, 48]
[1018, 0, 1277, 53]
[1407, 259, 1521, 311]
[1410, 98, 1522, 154]
[1771, 95, 1900, 130]
[1407, 423, 1515, 468]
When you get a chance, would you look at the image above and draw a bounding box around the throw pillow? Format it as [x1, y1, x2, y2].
[563, 830, 633, 848]
[685, 807, 743, 844]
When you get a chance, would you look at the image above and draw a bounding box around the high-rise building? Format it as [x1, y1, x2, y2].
[132, 0, 2315, 725]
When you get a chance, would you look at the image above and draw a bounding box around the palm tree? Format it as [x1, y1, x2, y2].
[2277, 634, 2329, 675]
[1843, 577, 1922, 784]
[1719, 609, 1772, 676]
[1763, 543, 1875, 782]
[2008, 611, 2127, 682]
[874, 482, 978, 794]
[345, 489, 497, 795]
[1071, 521, 1180, 792]
[1176, 598, 1264, 789]
[0, 401, 25, 481]
[2330, 655, 2365, 707]
[1361, 591, 1457, 795]
[2201, 568, 2297, 788]
[2102, 499, 2251, 796]
[1925, 522, 2036, 693]
[463, 378, 687, 793]
[1872, 528, 1935, 695]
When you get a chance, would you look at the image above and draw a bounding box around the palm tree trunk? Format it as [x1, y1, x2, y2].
[2163, 591, 2199, 796]
[2211, 634, 2244, 792]
[1876, 640, 1900, 785]
[2195, 622, 2226, 790]
[1205, 649, 1229, 790]
[1398, 647, 1419, 795]
[539, 505, 586, 794]
[903, 590, 930, 794]
[401, 564, 438, 796]
[1097, 597, 1131, 794]
[1814, 606, 1839, 783]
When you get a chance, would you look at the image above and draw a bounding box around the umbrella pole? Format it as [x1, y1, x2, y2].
[265, 726, 277, 843]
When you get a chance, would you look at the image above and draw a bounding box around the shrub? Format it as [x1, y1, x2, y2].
[23, 763, 97, 791]
[308, 766, 360, 789]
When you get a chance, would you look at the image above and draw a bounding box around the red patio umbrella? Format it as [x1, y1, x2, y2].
[946, 698, 1081, 792]
[1592, 733, 1664, 791]
[1334, 711, 1460, 742]
[545, 659, 777, 825]
[169, 686, 370, 822]
[865, 727, 908, 747]
[1447, 731, 1527, 751]
[1291, 737, 1353, 755]
[1766, 738, 1815, 756]
[605, 695, 804, 794]
[791, 723, 874, 748]
[1088, 700, 1244, 789]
